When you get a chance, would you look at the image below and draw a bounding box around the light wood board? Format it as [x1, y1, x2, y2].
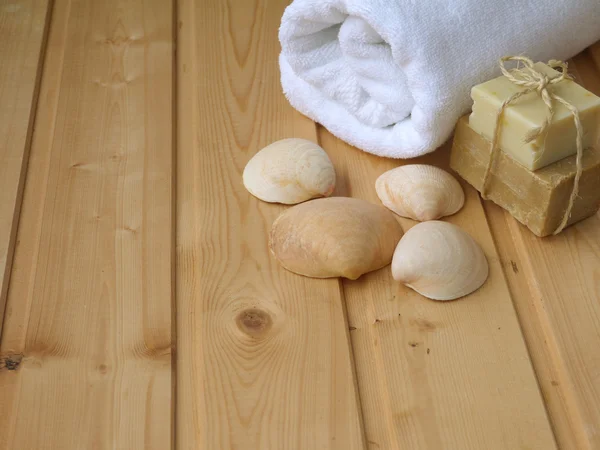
[0, 0, 52, 334]
[0, 0, 174, 448]
[319, 130, 558, 449]
[175, 0, 365, 448]
[484, 46, 600, 450]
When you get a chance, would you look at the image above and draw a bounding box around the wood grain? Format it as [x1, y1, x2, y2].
[0, 0, 174, 449]
[0, 0, 52, 334]
[483, 46, 600, 450]
[175, 0, 365, 448]
[319, 128, 558, 449]
[0, 0, 597, 447]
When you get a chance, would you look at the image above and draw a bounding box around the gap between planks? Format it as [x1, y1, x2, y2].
[0, 0, 53, 336]
[172, 0, 180, 447]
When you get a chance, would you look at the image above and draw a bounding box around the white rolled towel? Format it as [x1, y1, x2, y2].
[279, 0, 600, 159]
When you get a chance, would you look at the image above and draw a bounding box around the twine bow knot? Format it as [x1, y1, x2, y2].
[480, 56, 583, 235]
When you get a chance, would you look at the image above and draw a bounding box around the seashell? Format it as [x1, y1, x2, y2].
[375, 164, 464, 221]
[243, 138, 336, 205]
[391, 221, 488, 301]
[269, 197, 403, 280]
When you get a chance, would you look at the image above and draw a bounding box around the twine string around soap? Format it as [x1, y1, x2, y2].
[480, 55, 583, 235]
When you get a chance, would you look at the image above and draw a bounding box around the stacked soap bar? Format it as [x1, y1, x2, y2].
[469, 62, 600, 170]
[451, 117, 600, 237]
[451, 61, 600, 237]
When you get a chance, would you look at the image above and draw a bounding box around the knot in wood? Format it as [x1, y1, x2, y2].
[1, 353, 24, 371]
[236, 308, 272, 337]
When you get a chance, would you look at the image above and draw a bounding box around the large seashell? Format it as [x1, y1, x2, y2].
[391, 221, 488, 301]
[269, 197, 403, 280]
[243, 138, 336, 204]
[376, 164, 464, 221]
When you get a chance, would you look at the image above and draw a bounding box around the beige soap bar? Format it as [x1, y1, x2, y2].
[450, 116, 600, 237]
[469, 62, 600, 170]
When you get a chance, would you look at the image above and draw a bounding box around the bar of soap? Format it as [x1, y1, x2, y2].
[469, 62, 600, 170]
[450, 116, 600, 237]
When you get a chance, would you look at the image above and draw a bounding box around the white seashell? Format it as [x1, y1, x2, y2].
[269, 197, 403, 280]
[243, 138, 336, 205]
[376, 164, 464, 221]
[391, 221, 488, 301]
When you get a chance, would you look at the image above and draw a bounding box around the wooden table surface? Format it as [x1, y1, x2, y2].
[0, 1, 599, 449]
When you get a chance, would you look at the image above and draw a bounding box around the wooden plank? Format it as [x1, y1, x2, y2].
[0, 0, 174, 449]
[484, 45, 600, 450]
[318, 128, 558, 449]
[176, 0, 365, 448]
[0, 0, 52, 333]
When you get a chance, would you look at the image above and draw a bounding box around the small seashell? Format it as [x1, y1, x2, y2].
[391, 221, 488, 301]
[269, 197, 403, 280]
[243, 138, 336, 205]
[375, 164, 464, 221]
